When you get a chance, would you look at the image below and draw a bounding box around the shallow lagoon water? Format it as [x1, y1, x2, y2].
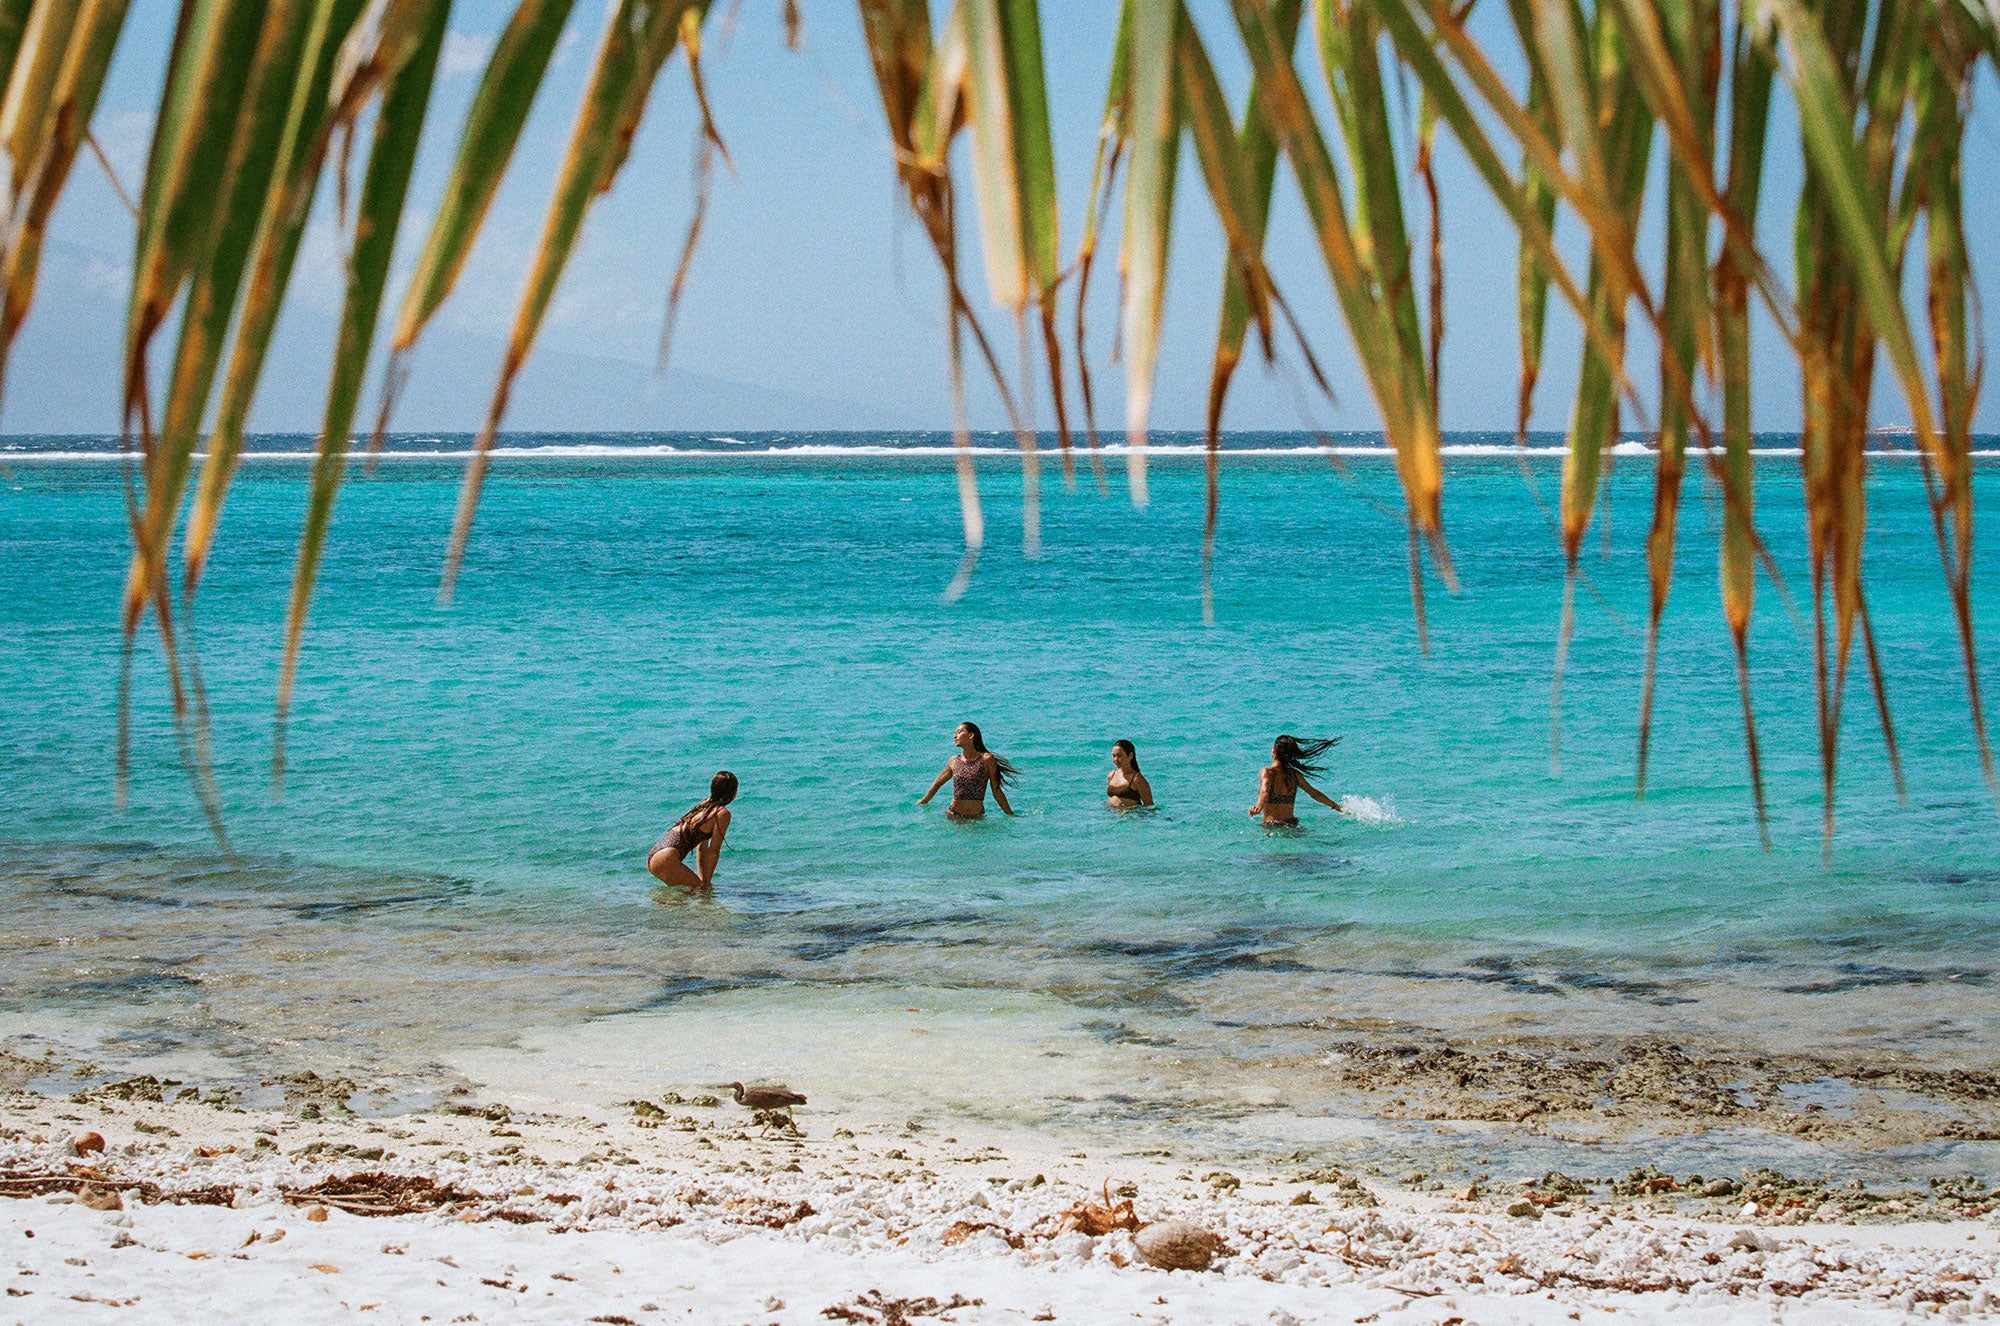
[3, 433, 1998, 1172]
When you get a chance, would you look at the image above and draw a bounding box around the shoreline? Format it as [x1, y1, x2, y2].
[7, 998, 2000, 1184]
[4, 1054, 1999, 1322]
[8, 840, 1998, 1182]
[10, 992, 2000, 1177]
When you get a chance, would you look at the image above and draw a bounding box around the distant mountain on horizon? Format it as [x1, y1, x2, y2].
[1, 242, 1978, 442]
[0, 239, 921, 436]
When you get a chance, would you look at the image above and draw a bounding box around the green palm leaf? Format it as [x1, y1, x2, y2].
[440, 0, 713, 601]
[184, 0, 373, 594]
[1229, 0, 1447, 590]
[1118, 0, 1178, 511]
[275, 0, 449, 781]
[373, 0, 579, 448]
[0, 0, 129, 397]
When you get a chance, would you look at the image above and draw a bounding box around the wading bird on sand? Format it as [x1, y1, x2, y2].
[720, 1082, 807, 1111]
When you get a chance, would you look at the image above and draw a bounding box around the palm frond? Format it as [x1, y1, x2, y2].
[184, 0, 372, 595]
[0, 0, 129, 406]
[276, 0, 448, 783]
[370, 0, 579, 452]
[1232, 0, 1448, 599]
[440, 0, 715, 602]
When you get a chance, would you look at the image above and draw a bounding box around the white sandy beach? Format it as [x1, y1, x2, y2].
[4, 1077, 1996, 1324]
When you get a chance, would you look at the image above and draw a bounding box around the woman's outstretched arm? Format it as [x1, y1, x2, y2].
[918, 765, 952, 805]
[987, 755, 1016, 816]
[1299, 777, 1343, 814]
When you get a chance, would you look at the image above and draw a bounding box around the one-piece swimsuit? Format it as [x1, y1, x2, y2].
[651, 811, 713, 860]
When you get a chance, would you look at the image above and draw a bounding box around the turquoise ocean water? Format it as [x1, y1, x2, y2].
[3, 431, 1998, 1165]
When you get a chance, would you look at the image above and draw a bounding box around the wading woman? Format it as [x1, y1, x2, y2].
[648, 771, 738, 889]
[1249, 735, 1343, 825]
[1107, 739, 1154, 808]
[918, 722, 1018, 818]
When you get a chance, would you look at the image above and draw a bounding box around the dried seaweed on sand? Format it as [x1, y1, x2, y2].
[282, 1171, 484, 1216]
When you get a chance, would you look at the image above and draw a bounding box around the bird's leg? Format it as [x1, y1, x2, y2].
[751, 1107, 799, 1137]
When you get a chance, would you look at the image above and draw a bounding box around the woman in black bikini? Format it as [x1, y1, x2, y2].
[1249, 735, 1342, 825]
[648, 770, 738, 888]
[917, 722, 1017, 818]
[1106, 739, 1153, 808]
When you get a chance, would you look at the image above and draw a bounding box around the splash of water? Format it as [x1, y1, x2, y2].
[1340, 794, 1404, 826]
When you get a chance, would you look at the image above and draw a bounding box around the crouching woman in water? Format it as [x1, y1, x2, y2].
[648, 771, 738, 888]
[1249, 735, 1343, 825]
[917, 722, 1017, 818]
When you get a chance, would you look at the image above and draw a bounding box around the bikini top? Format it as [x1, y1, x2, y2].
[951, 753, 990, 801]
[1265, 768, 1297, 805]
[1108, 775, 1143, 803]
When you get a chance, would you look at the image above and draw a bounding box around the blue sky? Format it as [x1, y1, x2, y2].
[7, 0, 1999, 435]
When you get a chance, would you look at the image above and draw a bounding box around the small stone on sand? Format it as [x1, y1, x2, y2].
[1134, 1219, 1223, 1271]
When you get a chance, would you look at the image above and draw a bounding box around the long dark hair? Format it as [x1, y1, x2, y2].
[1272, 734, 1338, 782]
[1112, 739, 1140, 773]
[672, 770, 738, 836]
[959, 721, 1020, 791]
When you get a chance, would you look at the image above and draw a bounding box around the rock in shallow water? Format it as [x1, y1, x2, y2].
[1134, 1219, 1222, 1271]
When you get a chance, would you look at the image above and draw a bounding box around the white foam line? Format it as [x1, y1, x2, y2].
[5, 445, 1996, 462]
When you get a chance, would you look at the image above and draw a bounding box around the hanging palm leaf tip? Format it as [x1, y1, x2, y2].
[439, 0, 721, 602]
[0, 0, 131, 404]
[854, 0, 1056, 595]
[368, 0, 581, 460]
[0, 0, 1993, 843]
[274, 0, 451, 784]
[1197, 0, 1303, 627]
[184, 0, 380, 597]
[1225, 0, 1455, 624]
[960, 0, 1056, 531]
[1631, 0, 1718, 805]
[1755, 0, 1991, 841]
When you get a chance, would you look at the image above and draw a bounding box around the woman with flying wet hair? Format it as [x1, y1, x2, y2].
[1248, 735, 1343, 825]
[648, 770, 738, 888]
[917, 721, 1018, 818]
[1106, 739, 1154, 808]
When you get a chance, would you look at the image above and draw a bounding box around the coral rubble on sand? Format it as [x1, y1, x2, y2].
[2, 1070, 1997, 1323]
